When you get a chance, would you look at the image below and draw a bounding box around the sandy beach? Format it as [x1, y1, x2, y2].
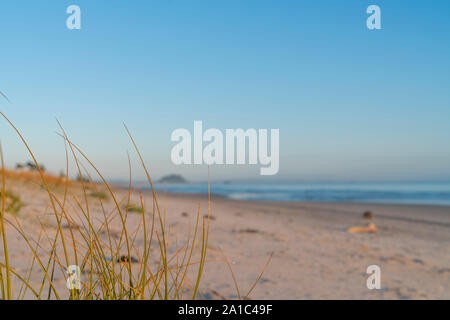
[1, 172, 449, 300]
[155, 193, 450, 299]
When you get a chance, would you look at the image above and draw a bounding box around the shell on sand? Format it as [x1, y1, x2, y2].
[347, 222, 378, 233]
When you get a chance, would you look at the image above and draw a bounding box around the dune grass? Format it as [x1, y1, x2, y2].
[126, 205, 144, 214]
[0, 190, 22, 216]
[88, 191, 109, 200]
[0, 112, 271, 300]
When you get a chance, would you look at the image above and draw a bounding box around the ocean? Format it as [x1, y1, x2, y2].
[152, 182, 450, 206]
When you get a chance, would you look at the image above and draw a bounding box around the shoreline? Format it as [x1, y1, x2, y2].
[124, 184, 450, 207]
[139, 189, 450, 225]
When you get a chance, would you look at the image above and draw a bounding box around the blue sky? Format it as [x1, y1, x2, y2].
[0, 0, 449, 182]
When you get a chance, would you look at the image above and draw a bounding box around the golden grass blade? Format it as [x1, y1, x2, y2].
[0, 142, 12, 299]
[244, 252, 273, 299]
[0, 90, 10, 103]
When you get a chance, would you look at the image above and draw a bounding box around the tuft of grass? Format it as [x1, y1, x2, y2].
[88, 191, 109, 200]
[126, 205, 144, 214]
[0, 191, 23, 216]
[0, 111, 271, 300]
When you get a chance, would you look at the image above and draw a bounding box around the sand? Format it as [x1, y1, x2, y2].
[1, 176, 449, 300]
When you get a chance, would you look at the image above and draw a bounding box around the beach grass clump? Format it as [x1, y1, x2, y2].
[0, 191, 22, 216]
[0, 112, 270, 300]
[126, 205, 144, 214]
[88, 191, 109, 200]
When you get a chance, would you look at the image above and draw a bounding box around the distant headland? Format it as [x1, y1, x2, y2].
[158, 174, 187, 184]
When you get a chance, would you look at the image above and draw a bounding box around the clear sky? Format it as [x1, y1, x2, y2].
[0, 0, 449, 182]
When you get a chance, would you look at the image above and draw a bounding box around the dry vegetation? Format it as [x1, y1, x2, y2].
[0, 112, 269, 300]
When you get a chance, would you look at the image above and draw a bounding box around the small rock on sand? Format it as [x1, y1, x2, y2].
[117, 255, 139, 263]
[363, 211, 374, 219]
[238, 228, 261, 234]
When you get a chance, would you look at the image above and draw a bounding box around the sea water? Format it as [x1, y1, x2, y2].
[152, 182, 450, 206]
